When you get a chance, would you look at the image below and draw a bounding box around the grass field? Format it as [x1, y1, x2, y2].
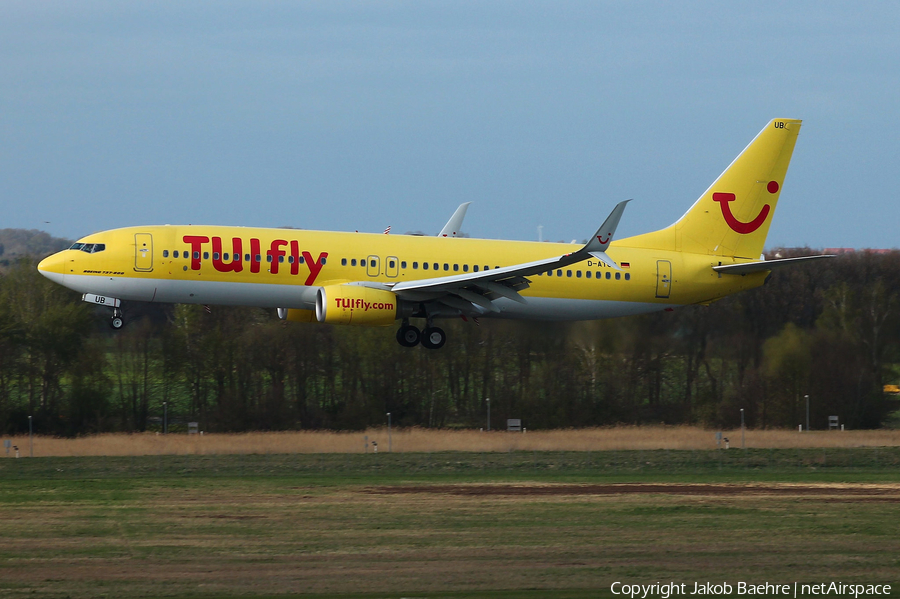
[5, 426, 900, 457]
[1, 450, 900, 599]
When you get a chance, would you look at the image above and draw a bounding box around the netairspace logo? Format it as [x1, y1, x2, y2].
[610, 581, 893, 598]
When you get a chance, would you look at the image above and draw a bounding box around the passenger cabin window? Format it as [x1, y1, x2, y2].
[443, 263, 449, 271]
[361, 259, 367, 267]
[203, 252, 209, 260]
[625, 273, 631, 280]
[463, 264, 468, 272]
[245, 254, 250, 262]
[586, 271, 591, 278]
[342, 258, 347, 266]
[615, 272, 621, 280]
[163, 250, 169, 258]
[606, 272, 611, 279]
[423, 262, 429, 270]
[413, 262, 418, 269]
[213, 252, 220, 260]
[453, 264, 459, 271]
[351, 259, 357, 266]
[401, 261, 407, 269]
[474, 265, 479, 272]
[433, 263, 438, 270]
[193, 252, 200, 260]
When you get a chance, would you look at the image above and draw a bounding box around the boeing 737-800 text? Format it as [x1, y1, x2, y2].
[38, 119, 830, 349]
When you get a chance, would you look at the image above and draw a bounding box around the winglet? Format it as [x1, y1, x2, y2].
[577, 200, 630, 269]
[584, 200, 630, 253]
[438, 202, 471, 237]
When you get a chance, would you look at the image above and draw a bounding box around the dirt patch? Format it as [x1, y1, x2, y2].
[365, 483, 900, 500]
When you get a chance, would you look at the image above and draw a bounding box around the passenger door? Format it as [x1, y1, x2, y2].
[134, 233, 153, 272]
[655, 260, 671, 298]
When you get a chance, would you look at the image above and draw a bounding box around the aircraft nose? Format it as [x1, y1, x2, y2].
[37, 252, 66, 285]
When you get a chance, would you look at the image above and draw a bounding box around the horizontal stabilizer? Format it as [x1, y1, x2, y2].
[589, 251, 620, 271]
[712, 254, 835, 275]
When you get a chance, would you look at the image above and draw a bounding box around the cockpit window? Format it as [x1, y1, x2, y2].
[69, 242, 105, 253]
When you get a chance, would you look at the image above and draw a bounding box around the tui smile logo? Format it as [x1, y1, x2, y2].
[713, 181, 779, 234]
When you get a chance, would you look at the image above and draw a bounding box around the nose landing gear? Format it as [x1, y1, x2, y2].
[110, 308, 125, 330]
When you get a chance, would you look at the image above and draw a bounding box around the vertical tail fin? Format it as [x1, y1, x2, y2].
[627, 119, 802, 259]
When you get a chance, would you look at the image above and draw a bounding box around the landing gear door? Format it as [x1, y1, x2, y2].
[656, 260, 671, 299]
[135, 233, 153, 272]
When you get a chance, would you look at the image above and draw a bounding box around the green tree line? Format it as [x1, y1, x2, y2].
[1, 250, 898, 435]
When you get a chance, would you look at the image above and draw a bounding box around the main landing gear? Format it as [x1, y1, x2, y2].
[396, 320, 446, 349]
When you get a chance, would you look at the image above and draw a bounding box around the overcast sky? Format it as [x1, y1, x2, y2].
[1, 1, 898, 249]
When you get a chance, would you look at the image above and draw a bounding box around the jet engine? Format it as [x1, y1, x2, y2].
[316, 285, 400, 326]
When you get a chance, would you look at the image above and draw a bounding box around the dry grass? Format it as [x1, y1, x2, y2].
[2, 479, 899, 598]
[5, 425, 900, 457]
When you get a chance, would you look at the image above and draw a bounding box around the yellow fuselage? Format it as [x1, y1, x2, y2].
[39, 224, 766, 321]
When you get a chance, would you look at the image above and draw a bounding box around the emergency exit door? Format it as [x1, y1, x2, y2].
[656, 260, 671, 298]
[134, 233, 153, 272]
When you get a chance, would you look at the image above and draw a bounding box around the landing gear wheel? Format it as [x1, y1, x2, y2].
[110, 308, 124, 330]
[396, 325, 421, 347]
[421, 326, 446, 350]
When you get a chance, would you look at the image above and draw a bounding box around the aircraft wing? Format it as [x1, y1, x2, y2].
[389, 201, 630, 314]
[712, 254, 835, 275]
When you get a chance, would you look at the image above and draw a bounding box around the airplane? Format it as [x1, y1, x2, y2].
[38, 118, 832, 349]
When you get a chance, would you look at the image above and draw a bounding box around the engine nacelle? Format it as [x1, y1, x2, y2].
[316, 285, 399, 326]
[277, 308, 316, 323]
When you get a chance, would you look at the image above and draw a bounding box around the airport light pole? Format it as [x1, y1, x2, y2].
[163, 402, 168, 435]
[387, 412, 392, 453]
[805, 394, 810, 432]
[28, 415, 33, 457]
[740, 409, 745, 449]
[486, 398, 490, 432]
